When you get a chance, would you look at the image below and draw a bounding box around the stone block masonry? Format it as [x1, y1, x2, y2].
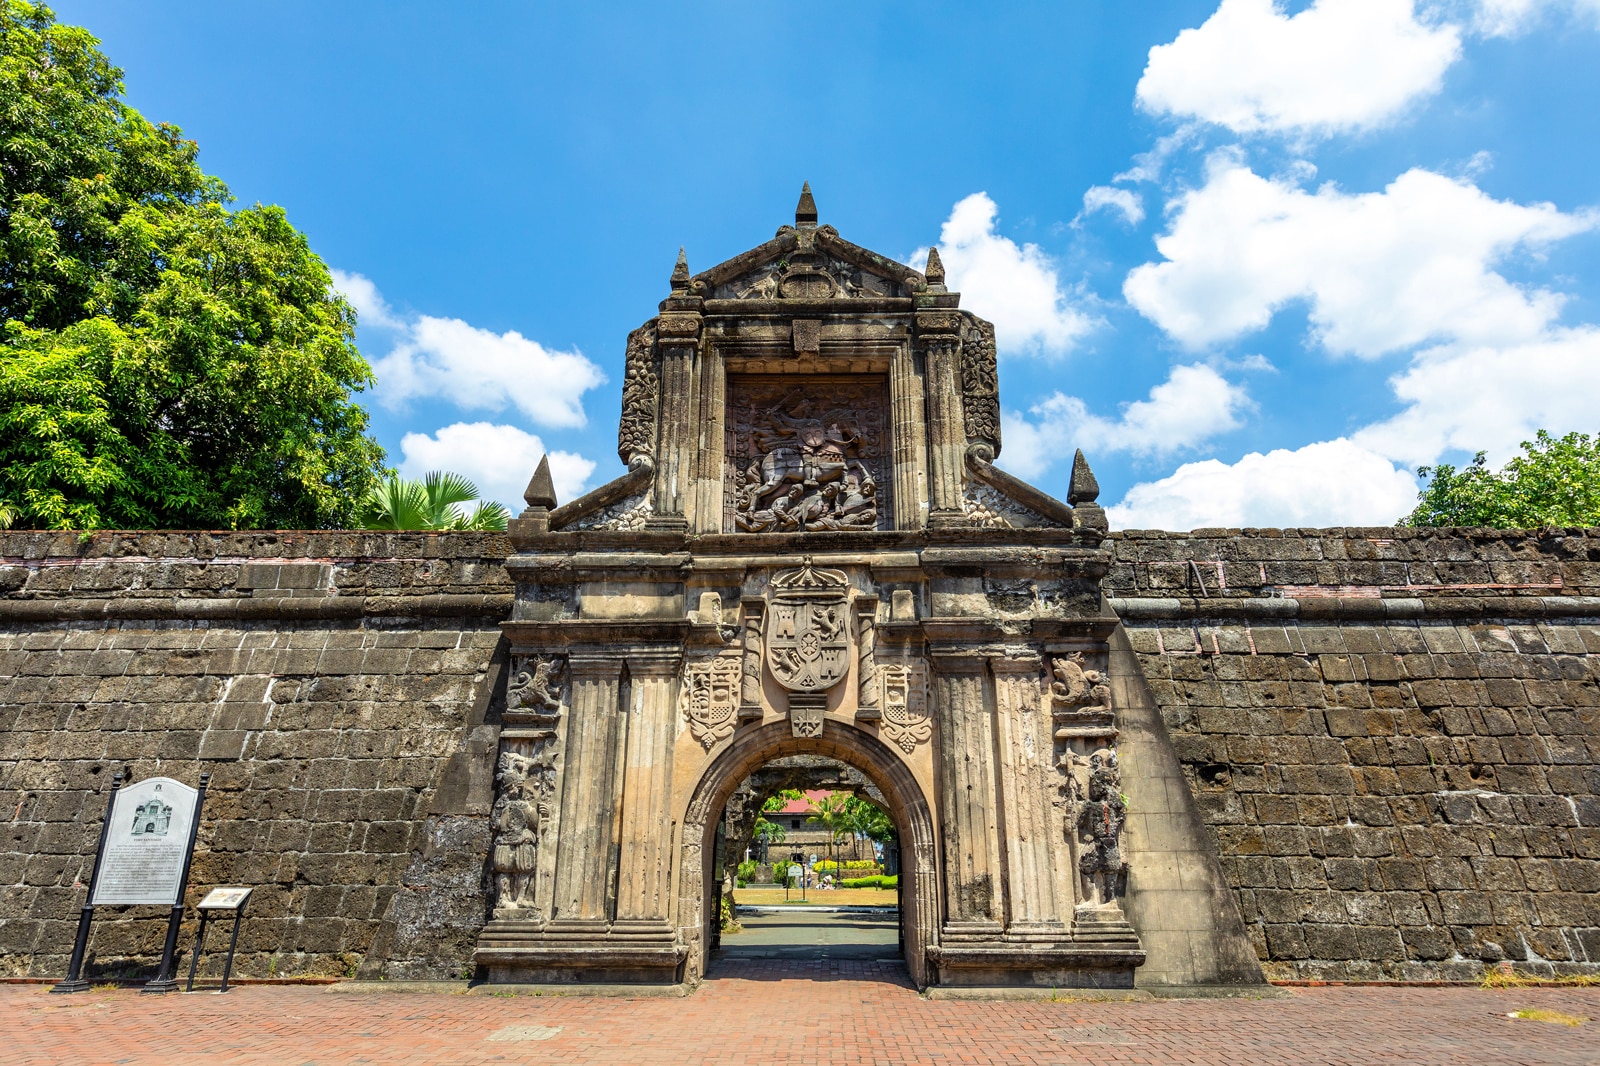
[1107, 527, 1600, 981]
[0, 531, 513, 981]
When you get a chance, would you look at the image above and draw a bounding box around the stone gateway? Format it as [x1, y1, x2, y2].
[1, 187, 1598, 991]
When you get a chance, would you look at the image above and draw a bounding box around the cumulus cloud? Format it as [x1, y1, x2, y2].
[1353, 327, 1600, 469]
[371, 312, 606, 429]
[1080, 186, 1145, 226]
[912, 193, 1096, 357]
[329, 269, 403, 331]
[1124, 159, 1594, 356]
[1137, 0, 1461, 137]
[1000, 364, 1251, 479]
[1107, 439, 1420, 530]
[398, 422, 596, 513]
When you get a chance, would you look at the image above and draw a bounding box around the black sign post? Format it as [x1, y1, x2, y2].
[143, 771, 209, 994]
[51, 772, 124, 994]
[185, 888, 252, 994]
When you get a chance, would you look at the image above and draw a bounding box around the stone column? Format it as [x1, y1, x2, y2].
[931, 652, 1005, 935]
[889, 340, 929, 530]
[738, 599, 764, 723]
[855, 596, 879, 721]
[689, 338, 725, 533]
[991, 656, 1065, 936]
[613, 649, 681, 928]
[648, 309, 701, 530]
[549, 653, 625, 927]
[917, 313, 966, 527]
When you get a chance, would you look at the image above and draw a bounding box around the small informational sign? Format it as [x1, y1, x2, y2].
[197, 887, 252, 911]
[90, 777, 199, 906]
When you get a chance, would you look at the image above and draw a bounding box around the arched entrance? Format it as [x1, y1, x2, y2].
[677, 720, 939, 987]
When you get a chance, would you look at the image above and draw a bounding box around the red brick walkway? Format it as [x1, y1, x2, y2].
[6, 962, 1598, 1065]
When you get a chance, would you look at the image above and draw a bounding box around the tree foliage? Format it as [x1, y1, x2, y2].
[1403, 431, 1600, 529]
[0, 2, 384, 529]
[359, 471, 509, 531]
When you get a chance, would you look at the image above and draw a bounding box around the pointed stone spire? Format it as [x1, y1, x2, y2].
[670, 247, 690, 293]
[795, 181, 818, 226]
[524, 454, 558, 510]
[1068, 449, 1100, 505]
[924, 246, 946, 290]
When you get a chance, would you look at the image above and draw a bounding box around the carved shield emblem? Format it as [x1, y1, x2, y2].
[763, 564, 851, 693]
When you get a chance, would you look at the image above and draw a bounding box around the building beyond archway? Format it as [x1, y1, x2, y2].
[474, 187, 1152, 989]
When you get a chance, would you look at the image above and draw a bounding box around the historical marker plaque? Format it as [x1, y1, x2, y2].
[91, 777, 198, 906]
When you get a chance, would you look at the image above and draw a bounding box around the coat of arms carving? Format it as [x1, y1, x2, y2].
[764, 562, 851, 737]
[879, 663, 931, 754]
[681, 653, 741, 751]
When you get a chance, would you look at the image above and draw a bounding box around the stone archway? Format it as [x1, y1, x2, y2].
[676, 720, 940, 987]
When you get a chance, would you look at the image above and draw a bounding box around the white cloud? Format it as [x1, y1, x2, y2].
[1136, 0, 1461, 137]
[1461, 0, 1600, 35]
[1124, 159, 1594, 356]
[372, 314, 606, 429]
[1107, 439, 1420, 530]
[329, 269, 403, 331]
[398, 422, 597, 513]
[913, 193, 1096, 357]
[1081, 186, 1145, 226]
[1353, 327, 1600, 468]
[1000, 364, 1251, 479]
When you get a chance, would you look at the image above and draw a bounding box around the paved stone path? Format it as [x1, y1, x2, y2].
[7, 972, 1598, 1065]
[721, 907, 900, 960]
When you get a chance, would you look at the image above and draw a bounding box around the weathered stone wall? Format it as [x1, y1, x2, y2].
[1108, 528, 1600, 980]
[0, 531, 512, 981]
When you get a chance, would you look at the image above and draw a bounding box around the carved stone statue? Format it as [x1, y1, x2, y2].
[1075, 750, 1128, 908]
[492, 750, 551, 916]
[507, 657, 563, 715]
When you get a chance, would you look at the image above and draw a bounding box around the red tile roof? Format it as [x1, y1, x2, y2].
[771, 789, 839, 815]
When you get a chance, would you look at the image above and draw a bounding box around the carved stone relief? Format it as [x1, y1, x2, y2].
[491, 744, 556, 918]
[573, 491, 652, 531]
[961, 481, 1065, 530]
[879, 662, 931, 754]
[1048, 653, 1116, 741]
[717, 256, 904, 302]
[682, 652, 741, 750]
[506, 656, 565, 722]
[1074, 750, 1128, 908]
[764, 562, 851, 737]
[725, 376, 891, 532]
[616, 324, 659, 465]
[960, 319, 1000, 448]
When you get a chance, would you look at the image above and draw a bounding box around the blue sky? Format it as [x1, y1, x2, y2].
[60, 0, 1600, 527]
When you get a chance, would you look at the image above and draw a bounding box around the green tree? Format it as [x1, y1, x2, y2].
[807, 792, 852, 871]
[0, 2, 385, 529]
[359, 472, 509, 531]
[1403, 431, 1600, 529]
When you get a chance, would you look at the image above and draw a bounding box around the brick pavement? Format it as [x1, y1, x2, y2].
[6, 964, 1599, 1066]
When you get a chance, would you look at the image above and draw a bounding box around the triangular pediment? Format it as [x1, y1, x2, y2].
[689, 191, 928, 302]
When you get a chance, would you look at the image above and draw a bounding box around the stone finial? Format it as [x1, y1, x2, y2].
[524, 455, 558, 510]
[1068, 449, 1100, 505]
[924, 246, 946, 289]
[670, 247, 690, 293]
[795, 182, 818, 226]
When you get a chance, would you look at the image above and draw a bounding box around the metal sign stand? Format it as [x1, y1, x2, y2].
[52, 772, 124, 994]
[186, 888, 252, 994]
[142, 772, 209, 994]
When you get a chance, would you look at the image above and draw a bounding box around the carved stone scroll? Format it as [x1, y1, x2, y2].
[725, 376, 891, 532]
[879, 663, 931, 754]
[682, 652, 741, 751]
[616, 324, 659, 466]
[960, 318, 1000, 450]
